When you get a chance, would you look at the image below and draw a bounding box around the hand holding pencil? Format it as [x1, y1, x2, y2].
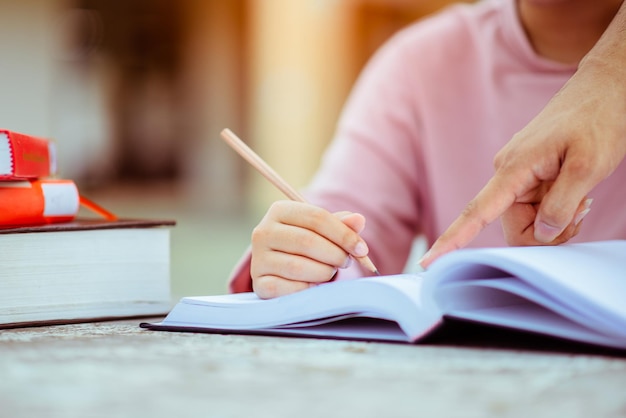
[220, 128, 379, 298]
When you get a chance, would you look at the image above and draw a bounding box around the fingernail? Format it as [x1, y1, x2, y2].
[534, 221, 562, 243]
[584, 198, 594, 210]
[354, 241, 368, 257]
[574, 208, 591, 226]
[341, 257, 352, 269]
[417, 249, 431, 267]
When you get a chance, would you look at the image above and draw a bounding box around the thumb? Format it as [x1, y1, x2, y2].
[533, 163, 596, 243]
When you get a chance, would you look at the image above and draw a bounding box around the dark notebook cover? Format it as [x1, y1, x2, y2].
[0, 218, 176, 234]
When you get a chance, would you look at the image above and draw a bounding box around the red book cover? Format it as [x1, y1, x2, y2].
[0, 179, 78, 227]
[0, 130, 56, 180]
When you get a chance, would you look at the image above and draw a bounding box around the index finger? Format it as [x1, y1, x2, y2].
[419, 175, 517, 268]
[275, 202, 369, 258]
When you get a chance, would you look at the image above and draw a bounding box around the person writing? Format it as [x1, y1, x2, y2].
[228, 0, 626, 298]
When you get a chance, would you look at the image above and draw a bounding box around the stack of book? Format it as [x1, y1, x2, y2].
[0, 129, 175, 328]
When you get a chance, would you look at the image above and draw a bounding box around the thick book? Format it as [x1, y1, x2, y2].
[0, 218, 175, 328]
[0, 179, 79, 227]
[142, 240, 626, 349]
[0, 129, 56, 179]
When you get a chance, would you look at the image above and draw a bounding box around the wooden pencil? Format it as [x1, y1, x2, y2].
[220, 128, 380, 276]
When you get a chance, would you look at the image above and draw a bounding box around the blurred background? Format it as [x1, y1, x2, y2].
[0, 0, 464, 300]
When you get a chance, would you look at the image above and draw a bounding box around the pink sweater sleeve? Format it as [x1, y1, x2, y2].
[304, 30, 430, 277]
[228, 30, 428, 292]
[228, 246, 253, 293]
[228, 0, 626, 292]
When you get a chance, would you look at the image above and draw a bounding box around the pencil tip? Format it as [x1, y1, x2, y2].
[373, 269, 381, 276]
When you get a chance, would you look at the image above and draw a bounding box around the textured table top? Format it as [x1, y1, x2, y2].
[1, 319, 625, 418]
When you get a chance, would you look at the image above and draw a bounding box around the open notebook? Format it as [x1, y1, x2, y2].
[142, 240, 626, 349]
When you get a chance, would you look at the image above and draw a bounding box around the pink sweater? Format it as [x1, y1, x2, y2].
[229, 0, 626, 293]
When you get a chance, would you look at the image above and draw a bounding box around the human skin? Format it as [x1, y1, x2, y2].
[251, 0, 626, 298]
[250, 202, 368, 298]
[420, 0, 626, 268]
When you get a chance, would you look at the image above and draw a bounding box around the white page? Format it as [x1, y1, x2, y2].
[441, 278, 626, 337]
[161, 274, 442, 342]
[451, 304, 626, 349]
[428, 240, 626, 327]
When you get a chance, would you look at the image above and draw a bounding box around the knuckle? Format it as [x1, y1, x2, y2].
[565, 157, 595, 179]
[493, 149, 507, 170]
[305, 206, 330, 230]
[297, 231, 318, 250]
[283, 257, 306, 278]
[566, 158, 607, 186]
[253, 276, 279, 299]
[492, 135, 518, 170]
[269, 200, 289, 212]
[538, 205, 569, 228]
[460, 200, 476, 219]
[251, 225, 268, 246]
[460, 200, 487, 230]
[265, 200, 294, 220]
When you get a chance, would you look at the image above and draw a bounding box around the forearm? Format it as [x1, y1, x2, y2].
[579, 1, 626, 80]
